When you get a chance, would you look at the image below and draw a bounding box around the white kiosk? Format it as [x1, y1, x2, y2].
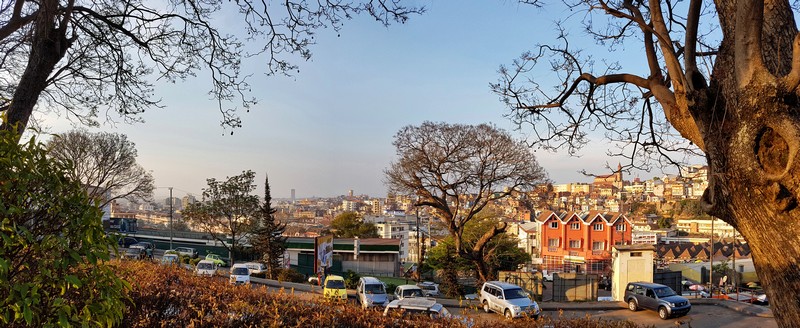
[611, 244, 655, 301]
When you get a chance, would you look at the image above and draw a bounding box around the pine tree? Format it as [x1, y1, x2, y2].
[251, 174, 287, 279]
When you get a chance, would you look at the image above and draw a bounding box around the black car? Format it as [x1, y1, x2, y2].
[625, 282, 691, 320]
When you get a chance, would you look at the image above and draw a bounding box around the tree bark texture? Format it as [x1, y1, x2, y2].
[3, 0, 71, 135]
[694, 2, 800, 326]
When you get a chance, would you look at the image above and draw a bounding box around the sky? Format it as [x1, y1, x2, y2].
[38, 1, 691, 200]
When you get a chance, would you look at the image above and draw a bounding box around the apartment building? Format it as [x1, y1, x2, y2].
[536, 210, 632, 274]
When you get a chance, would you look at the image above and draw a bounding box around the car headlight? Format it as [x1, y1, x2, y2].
[669, 302, 676, 307]
[513, 306, 521, 312]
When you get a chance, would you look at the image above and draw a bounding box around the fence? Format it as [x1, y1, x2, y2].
[498, 271, 545, 302]
[551, 272, 599, 302]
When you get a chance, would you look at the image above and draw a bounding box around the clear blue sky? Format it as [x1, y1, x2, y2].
[39, 1, 688, 200]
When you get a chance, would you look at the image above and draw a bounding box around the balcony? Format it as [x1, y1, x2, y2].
[548, 247, 558, 252]
[592, 250, 606, 256]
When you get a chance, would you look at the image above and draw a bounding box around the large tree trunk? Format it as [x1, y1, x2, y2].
[2, 0, 71, 135]
[701, 2, 800, 326]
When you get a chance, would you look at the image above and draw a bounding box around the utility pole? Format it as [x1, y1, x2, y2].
[169, 187, 174, 250]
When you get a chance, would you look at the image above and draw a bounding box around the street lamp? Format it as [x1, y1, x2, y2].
[169, 187, 173, 250]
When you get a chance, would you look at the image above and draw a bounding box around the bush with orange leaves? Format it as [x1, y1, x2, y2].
[112, 261, 653, 328]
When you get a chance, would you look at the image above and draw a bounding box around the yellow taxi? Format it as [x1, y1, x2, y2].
[323, 275, 347, 300]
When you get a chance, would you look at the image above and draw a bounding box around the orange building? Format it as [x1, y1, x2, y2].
[537, 210, 632, 274]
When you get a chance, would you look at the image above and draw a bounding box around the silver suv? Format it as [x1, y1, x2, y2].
[479, 281, 540, 319]
[625, 282, 691, 319]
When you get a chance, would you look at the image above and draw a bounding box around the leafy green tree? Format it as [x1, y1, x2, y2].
[183, 170, 260, 266]
[0, 129, 128, 326]
[657, 217, 673, 229]
[426, 214, 529, 283]
[251, 174, 287, 279]
[46, 129, 154, 208]
[328, 212, 378, 238]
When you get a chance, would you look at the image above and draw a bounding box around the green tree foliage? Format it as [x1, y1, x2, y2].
[657, 217, 673, 229]
[426, 214, 529, 284]
[183, 170, 260, 266]
[250, 174, 287, 280]
[46, 129, 154, 208]
[328, 212, 378, 238]
[0, 129, 128, 326]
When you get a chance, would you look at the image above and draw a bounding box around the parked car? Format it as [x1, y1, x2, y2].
[194, 260, 218, 276]
[117, 236, 138, 248]
[130, 241, 155, 251]
[205, 253, 227, 267]
[323, 275, 347, 300]
[383, 297, 451, 319]
[479, 281, 540, 319]
[160, 254, 179, 265]
[243, 262, 266, 275]
[122, 247, 146, 260]
[357, 276, 389, 309]
[229, 263, 251, 285]
[394, 285, 425, 300]
[417, 281, 440, 297]
[175, 247, 198, 258]
[625, 282, 691, 320]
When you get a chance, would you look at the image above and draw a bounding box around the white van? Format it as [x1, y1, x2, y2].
[479, 281, 540, 319]
[229, 263, 251, 285]
[357, 276, 389, 309]
[243, 262, 265, 275]
[194, 260, 218, 277]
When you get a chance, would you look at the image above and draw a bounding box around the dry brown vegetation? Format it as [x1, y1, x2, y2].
[112, 261, 651, 328]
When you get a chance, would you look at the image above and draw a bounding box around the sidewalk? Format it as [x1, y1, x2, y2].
[250, 277, 772, 318]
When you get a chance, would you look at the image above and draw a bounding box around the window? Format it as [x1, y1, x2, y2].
[569, 240, 581, 249]
[592, 241, 605, 250]
[631, 252, 642, 257]
[570, 222, 580, 230]
[548, 238, 560, 247]
[593, 223, 604, 231]
[549, 221, 558, 229]
[616, 224, 627, 231]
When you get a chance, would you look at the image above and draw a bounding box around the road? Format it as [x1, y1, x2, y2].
[449, 304, 777, 328]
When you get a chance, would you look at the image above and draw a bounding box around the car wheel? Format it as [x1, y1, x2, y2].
[658, 307, 669, 320]
[482, 301, 490, 313]
[628, 299, 638, 311]
[504, 309, 513, 320]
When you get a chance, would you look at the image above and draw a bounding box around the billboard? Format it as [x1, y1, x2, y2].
[314, 235, 334, 274]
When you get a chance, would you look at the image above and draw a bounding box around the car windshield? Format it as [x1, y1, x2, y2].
[403, 289, 424, 297]
[125, 248, 141, 254]
[420, 285, 435, 290]
[365, 284, 385, 294]
[326, 280, 345, 289]
[654, 287, 676, 297]
[232, 267, 249, 275]
[197, 263, 214, 270]
[504, 288, 530, 299]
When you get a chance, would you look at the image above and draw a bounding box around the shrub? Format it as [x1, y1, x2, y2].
[275, 268, 305, 283]
[344, 270, 361, 289]
[0, 130, 128, 327]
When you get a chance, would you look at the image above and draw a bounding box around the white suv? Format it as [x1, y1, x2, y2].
[479, 281, 540, 319]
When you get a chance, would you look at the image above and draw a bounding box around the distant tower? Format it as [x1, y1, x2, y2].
[291, 189, 296, 204]
[348, 189, 354, 197]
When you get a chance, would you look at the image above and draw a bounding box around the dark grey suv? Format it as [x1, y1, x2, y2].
[624, 282, 691, 319]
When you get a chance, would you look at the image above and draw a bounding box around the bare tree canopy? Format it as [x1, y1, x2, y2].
[0, 0, 423, 134]
[492, 1, 800, 325]
[45, 129, 154, 208]
[385, 121, 548, 281]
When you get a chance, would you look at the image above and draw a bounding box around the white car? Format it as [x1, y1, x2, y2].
[243, 262, 266, 275]
[229, 263, 251, 285]
[417, 281, 440, 297]
[394, 284, 424, 300]
[479, 281, 540, 319]
[194, 260, 218, 276]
